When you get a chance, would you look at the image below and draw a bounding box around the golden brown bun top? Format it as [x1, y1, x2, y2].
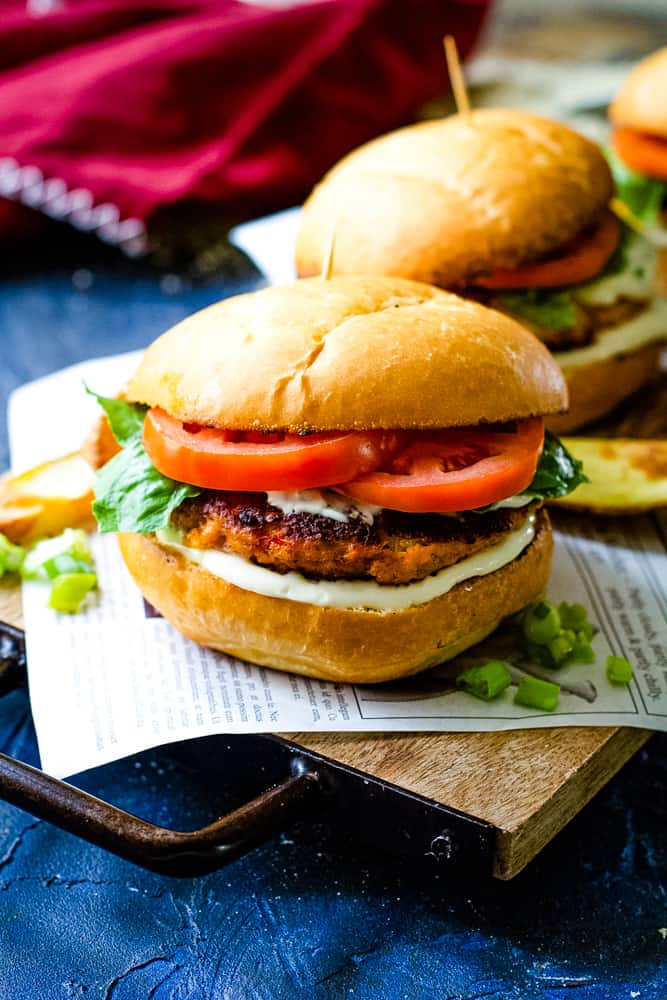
[610, 47, 667, 137]
[127, 275, 567, 430]
[295, 109, 613, 287]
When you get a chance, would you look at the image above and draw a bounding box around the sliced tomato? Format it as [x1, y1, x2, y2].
[143, 408, 409, 492]
[336, 419, 544, 513]
[475, 213, 620, 289]
[612, 127, 667, 181]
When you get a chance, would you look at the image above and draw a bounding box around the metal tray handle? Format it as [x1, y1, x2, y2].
[0, 622, 323, 876]
[0, 751, 322, 876]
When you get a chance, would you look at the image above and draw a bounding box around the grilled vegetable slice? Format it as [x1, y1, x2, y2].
[551, 437, 667, 514]
[0, 453, 95, 544]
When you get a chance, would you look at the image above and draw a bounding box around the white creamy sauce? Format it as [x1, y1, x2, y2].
[264, 489, 533, 525]
[155, 514, 536, 612]
[479, 494, 534, 512]
[265, 489, 380, 525]
[574, 232, 658, 307]
[553, 296, 667, 369]
[436, 493, 534, 518]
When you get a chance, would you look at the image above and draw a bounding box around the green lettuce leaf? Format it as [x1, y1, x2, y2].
[497, 289, 578, 331]
[522, 431, 588, 500]
[86, 387, 147, 444]
[89, 394, 200, 534]
[606, 147, 667, 223]
[93, 439, 200, 533]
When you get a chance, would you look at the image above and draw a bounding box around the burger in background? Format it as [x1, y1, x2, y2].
[295, 109, 667, 432]
[90, 276, 584, 683]
[609, 46, 667, 292]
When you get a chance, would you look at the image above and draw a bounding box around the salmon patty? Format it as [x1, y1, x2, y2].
[171, 492, 539, 585]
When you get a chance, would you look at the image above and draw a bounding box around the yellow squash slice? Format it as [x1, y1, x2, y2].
[552, 438, 667, 514]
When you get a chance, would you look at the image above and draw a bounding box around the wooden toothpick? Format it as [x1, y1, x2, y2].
[611, 197, 667, 247]
[443, 35, 471, 118]
[320, 225, 336, 280]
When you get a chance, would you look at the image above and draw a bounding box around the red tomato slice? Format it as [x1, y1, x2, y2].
[612, 127, 667, 181]
[336, 419, 544, 513]
[143, 408, 409, 492]
[475, 213, 620, 289]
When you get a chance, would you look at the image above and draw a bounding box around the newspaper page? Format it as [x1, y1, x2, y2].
[7, 351, 666, 779]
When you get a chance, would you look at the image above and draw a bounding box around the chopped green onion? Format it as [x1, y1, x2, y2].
[522, 601, 561, 644]
[456, 661, 512, 701]
[557, 602, 587, 630]
[547, 630, 576, 666]
[41, 553, 95, 580]
[16, 528, 98, 614]
[0, 534, 26, 576]
[519, 600, 598, 671]
[519, 638, 554, 669]
[21, 528, 93, 581]
[606, 655, 634, 685]
[578, 622, 594, 642]
[572, 635, 595, 664]
[559, 603, 594, 641]
[48, 573, 97, 614]
[514, 675, 560, 712]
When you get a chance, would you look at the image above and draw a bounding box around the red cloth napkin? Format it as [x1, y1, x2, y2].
[0, 0, 489, 254]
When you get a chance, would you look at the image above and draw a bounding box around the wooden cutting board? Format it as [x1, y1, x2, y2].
[0, 582, 649, 879]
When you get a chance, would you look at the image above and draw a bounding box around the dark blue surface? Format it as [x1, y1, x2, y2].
[0, 254, 665, 999]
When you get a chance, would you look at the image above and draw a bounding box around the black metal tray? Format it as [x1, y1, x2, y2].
[0, 621, 492, 876]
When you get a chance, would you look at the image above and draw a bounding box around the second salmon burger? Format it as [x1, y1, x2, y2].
[296, 110, 667, 431]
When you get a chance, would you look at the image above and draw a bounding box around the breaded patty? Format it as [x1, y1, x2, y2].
[171, 492, 539, 585]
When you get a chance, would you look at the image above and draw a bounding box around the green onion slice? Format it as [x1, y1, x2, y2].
[514, 675, 560, 712]
[522, 602, 561, 644]
[48, 573, 97, 614]
[0, 534, 26, 576]
[606, 655, 634, 685]
[456, 661, 512, 701]
[21, 529, 94, 581]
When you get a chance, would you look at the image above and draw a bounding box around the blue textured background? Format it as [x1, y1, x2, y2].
[0, 247, 665, 999]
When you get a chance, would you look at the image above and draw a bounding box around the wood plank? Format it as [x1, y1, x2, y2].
[0, 580, 21, 630]
[286, 728, 649, 878]
[0, 582, 649, 878]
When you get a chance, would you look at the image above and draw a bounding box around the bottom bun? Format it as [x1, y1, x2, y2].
[548, 342, 662, 433]
[118, 509, 552, 684]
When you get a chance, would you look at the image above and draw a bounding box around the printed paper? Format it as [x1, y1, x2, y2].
[8, 353, 666, 778]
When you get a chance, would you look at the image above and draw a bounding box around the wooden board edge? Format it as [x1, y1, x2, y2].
[0, 579, 22, 629]
[493, 726, 651, 879]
